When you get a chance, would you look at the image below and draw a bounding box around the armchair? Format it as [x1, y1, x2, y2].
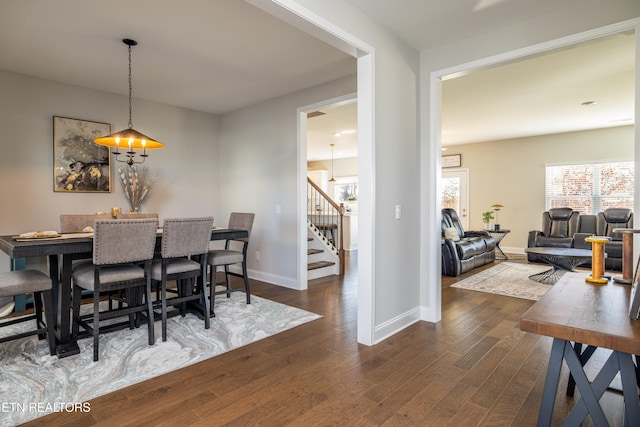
[596, 208, 633, 270]
[527, 208, 579, 262]
[441, 208, 496, 277]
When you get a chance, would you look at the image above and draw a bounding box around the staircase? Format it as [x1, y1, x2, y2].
[307, 178, 345, 279]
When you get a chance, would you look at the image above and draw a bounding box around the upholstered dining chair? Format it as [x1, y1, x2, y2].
[60, 213, 111, 233]
[206, 213, 255, 314]
[71, 218, 158, 361]
[0, 270, 56, 356]
[150, 217, 214, 341]
[117, 213, 159, 220]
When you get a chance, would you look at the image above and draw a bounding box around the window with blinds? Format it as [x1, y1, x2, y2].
[545, 161, 634, 213]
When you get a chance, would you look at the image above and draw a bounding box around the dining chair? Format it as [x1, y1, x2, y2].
[71, 218, 158, 361]
[150, 217, 214, 341]
[206, 213, 255, 314]
[117, 213, 159, 219]
[60, 213, 112, 233]
[0, 270, 56, 356]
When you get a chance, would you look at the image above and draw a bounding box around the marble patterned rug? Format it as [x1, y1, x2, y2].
[0, 294, 321, 426]
[451, 262, 554, 300]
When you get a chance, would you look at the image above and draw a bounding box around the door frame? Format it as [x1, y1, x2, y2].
[425, 18, 640, 323]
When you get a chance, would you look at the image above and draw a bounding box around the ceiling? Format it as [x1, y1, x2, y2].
[0, 0, 636, 157]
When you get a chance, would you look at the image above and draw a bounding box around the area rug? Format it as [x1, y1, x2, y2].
[451, 262, 554, 301]
[0, 294, 321, 426]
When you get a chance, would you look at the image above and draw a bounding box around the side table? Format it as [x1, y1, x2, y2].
[487, 229, 510, 260]
[612, 228, 640, 285]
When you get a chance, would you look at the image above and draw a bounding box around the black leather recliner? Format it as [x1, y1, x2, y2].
[441, 208, 496, 277]
[527, 207, 579, 262]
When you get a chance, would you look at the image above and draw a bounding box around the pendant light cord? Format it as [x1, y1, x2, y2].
[128, 42, 133, 130]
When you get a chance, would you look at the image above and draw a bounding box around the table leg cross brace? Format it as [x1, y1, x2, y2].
[538, 338, 640, 427]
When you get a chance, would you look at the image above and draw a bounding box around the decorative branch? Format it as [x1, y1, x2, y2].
[118, 165, 153, 212]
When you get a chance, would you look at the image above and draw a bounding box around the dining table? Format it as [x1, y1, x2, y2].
[0, 227, 249, 358]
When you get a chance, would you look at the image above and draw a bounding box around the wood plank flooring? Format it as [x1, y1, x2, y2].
[24, 254, 624, 426]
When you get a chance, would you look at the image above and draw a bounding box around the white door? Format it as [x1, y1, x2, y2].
[441, 169, 469, 229]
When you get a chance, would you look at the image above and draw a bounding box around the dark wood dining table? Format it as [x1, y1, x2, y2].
[0, 228, 248, 358]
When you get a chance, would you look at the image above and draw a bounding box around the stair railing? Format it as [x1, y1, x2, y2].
[307, 177, 345, 276]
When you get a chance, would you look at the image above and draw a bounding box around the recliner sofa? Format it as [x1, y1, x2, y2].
[529, 207, 633, 271]
[442, 208, 496, 277]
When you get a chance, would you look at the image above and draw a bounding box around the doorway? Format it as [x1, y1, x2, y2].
[441, 169, 469, 230]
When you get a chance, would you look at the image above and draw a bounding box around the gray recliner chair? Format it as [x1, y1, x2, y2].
[596, 208, 633, 270]
[527, 207, 579, 262]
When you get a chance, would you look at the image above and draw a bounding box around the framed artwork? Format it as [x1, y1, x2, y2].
[53, 116, 111, 192]
[442, 154, 461, 168]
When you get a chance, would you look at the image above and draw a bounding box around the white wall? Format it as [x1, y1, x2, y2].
[218, 75, 356, 288]
[284, 0, 422, 342]
[448, 126, 634, 251]
[0, 70, 220, 272]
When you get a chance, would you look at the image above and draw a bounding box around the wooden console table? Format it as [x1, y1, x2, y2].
[520, 272, 640, 426]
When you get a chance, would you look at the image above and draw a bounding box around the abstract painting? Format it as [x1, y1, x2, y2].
[53, 116, 111, 192]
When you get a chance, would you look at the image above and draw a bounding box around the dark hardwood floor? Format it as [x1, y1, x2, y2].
[24, 254, 624, 426]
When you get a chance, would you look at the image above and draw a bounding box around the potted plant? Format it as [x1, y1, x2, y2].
[481, 211, 494, 230]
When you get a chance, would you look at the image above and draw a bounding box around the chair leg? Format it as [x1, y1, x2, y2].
[209, 265, 216, 318]
[41, 289, 56, 356]
[224, 265, 231, 298]
[145, 279, 155, 346]
[33, 291, 45, 340]
[241, 261, 251, 304]
[161, 278, 168, 342]
[92, 291, 100, 362]
[198, 274, 210, 330]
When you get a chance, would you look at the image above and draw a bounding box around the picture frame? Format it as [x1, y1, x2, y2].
[53, 116, 111, 192]
[442, 154, 461, 168]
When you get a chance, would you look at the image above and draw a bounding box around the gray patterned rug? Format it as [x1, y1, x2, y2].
[451, 262, 553, 300]
[0, 294, 321, 426]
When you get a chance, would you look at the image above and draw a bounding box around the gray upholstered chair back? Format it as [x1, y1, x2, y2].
[228, 213, 255, 243]
[93, 219, 158, 265]
[117, 213, 159, 219]
[596, 208, 633, 240]
[161, 217, 214, 258]
[542, 208, 579, 238]
[60, 214, 111, 233]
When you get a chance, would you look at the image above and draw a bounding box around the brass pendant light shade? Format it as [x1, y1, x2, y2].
[94, 39, 163, 165]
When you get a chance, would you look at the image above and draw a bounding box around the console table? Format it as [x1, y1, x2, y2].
[520, 273, 640, 426]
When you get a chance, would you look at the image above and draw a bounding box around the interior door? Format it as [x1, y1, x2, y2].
[441, 169, 469, 229]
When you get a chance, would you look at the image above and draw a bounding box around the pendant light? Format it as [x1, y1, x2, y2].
[94, 39, 163, 165]
[329, 143, 336, 182]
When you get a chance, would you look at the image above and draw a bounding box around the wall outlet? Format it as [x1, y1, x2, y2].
[395, 205, 402, 220]
[255, 251, 260, 261]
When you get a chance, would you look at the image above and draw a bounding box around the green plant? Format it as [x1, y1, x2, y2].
[481, 211, 494, 223]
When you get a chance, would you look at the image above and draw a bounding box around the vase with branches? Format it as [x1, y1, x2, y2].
[118, 165, 153, 213]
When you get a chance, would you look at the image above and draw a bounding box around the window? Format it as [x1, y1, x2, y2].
[545, 161, 634, 214]
[333, 176, 358, 212]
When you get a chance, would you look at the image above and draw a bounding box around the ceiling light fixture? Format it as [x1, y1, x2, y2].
[329, 143, 336, 182]
[94, 39, 163, 165]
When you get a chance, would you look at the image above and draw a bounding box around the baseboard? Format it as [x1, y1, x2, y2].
[373, 306, 421, 344]
[223, 265, 302, 290]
